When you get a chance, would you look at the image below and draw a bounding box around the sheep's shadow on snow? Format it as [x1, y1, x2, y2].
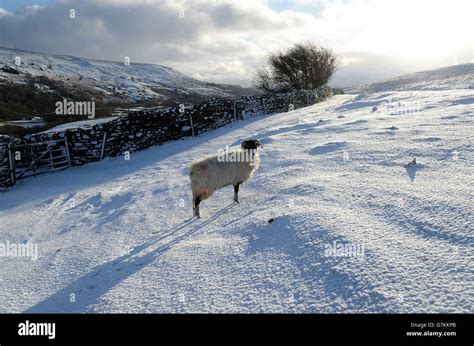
[24, 204, 236, 313]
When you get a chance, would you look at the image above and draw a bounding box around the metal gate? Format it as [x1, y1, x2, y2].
[8, 138, 71, 184]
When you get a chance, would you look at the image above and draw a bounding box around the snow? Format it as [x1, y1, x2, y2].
[0, 46, 235, 100]
[0, 82, 473, 313]
[348, 63, 474, 94]
[2, 119, 46, 128]
[45, 117, 119, 132]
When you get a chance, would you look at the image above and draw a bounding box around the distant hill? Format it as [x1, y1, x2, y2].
[0, 46, 257, 107]
[0, 46, 258, 135]
[347, 63, 474, 94]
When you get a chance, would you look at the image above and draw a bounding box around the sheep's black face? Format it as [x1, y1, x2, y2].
[241, 139, 263, 150]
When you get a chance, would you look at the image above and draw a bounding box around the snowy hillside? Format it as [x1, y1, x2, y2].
[0, 81, 473, 313]
[348, 63, 474, 94]
[0, 46, 252, 102]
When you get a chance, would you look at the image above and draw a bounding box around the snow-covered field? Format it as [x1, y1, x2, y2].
[0, 85, 473, 313]
[348, 63, 474, 94]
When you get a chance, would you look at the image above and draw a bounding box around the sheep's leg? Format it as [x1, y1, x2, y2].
[193, 196, 202, 218]
[233, 183, 240, 203]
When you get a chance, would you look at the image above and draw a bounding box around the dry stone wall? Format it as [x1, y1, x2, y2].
[0, 87, 343, 188]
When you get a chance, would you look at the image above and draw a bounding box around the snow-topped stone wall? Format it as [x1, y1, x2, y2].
[0, 135, 13, 187]
[0, 87, 343, 188]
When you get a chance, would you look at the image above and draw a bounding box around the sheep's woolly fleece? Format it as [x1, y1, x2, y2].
[190, 147, 260, 202]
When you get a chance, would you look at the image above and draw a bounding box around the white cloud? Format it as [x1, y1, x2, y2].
[25, 5, 46, 14]
[318, 0, 473, 60]
[0, 0, 472, 87]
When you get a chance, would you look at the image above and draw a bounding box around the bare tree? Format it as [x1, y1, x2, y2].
[255, 42, 337, 93]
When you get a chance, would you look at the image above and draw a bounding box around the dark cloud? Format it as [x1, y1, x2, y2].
[0, 1, 304, 60]
[0, 0, 315, 85]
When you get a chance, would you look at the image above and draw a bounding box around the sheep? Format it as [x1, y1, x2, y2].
[189, 139, 263, 218]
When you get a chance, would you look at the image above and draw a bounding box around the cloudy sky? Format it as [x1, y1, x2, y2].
[0, 0, 472, 87]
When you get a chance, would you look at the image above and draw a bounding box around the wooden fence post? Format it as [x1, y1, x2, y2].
[262, 97, 267, 114]
[7, 144, 16, 185]
[100, 132, 107, 160]
[189, 113, 195, 137]
[63, 136, 71, 167]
